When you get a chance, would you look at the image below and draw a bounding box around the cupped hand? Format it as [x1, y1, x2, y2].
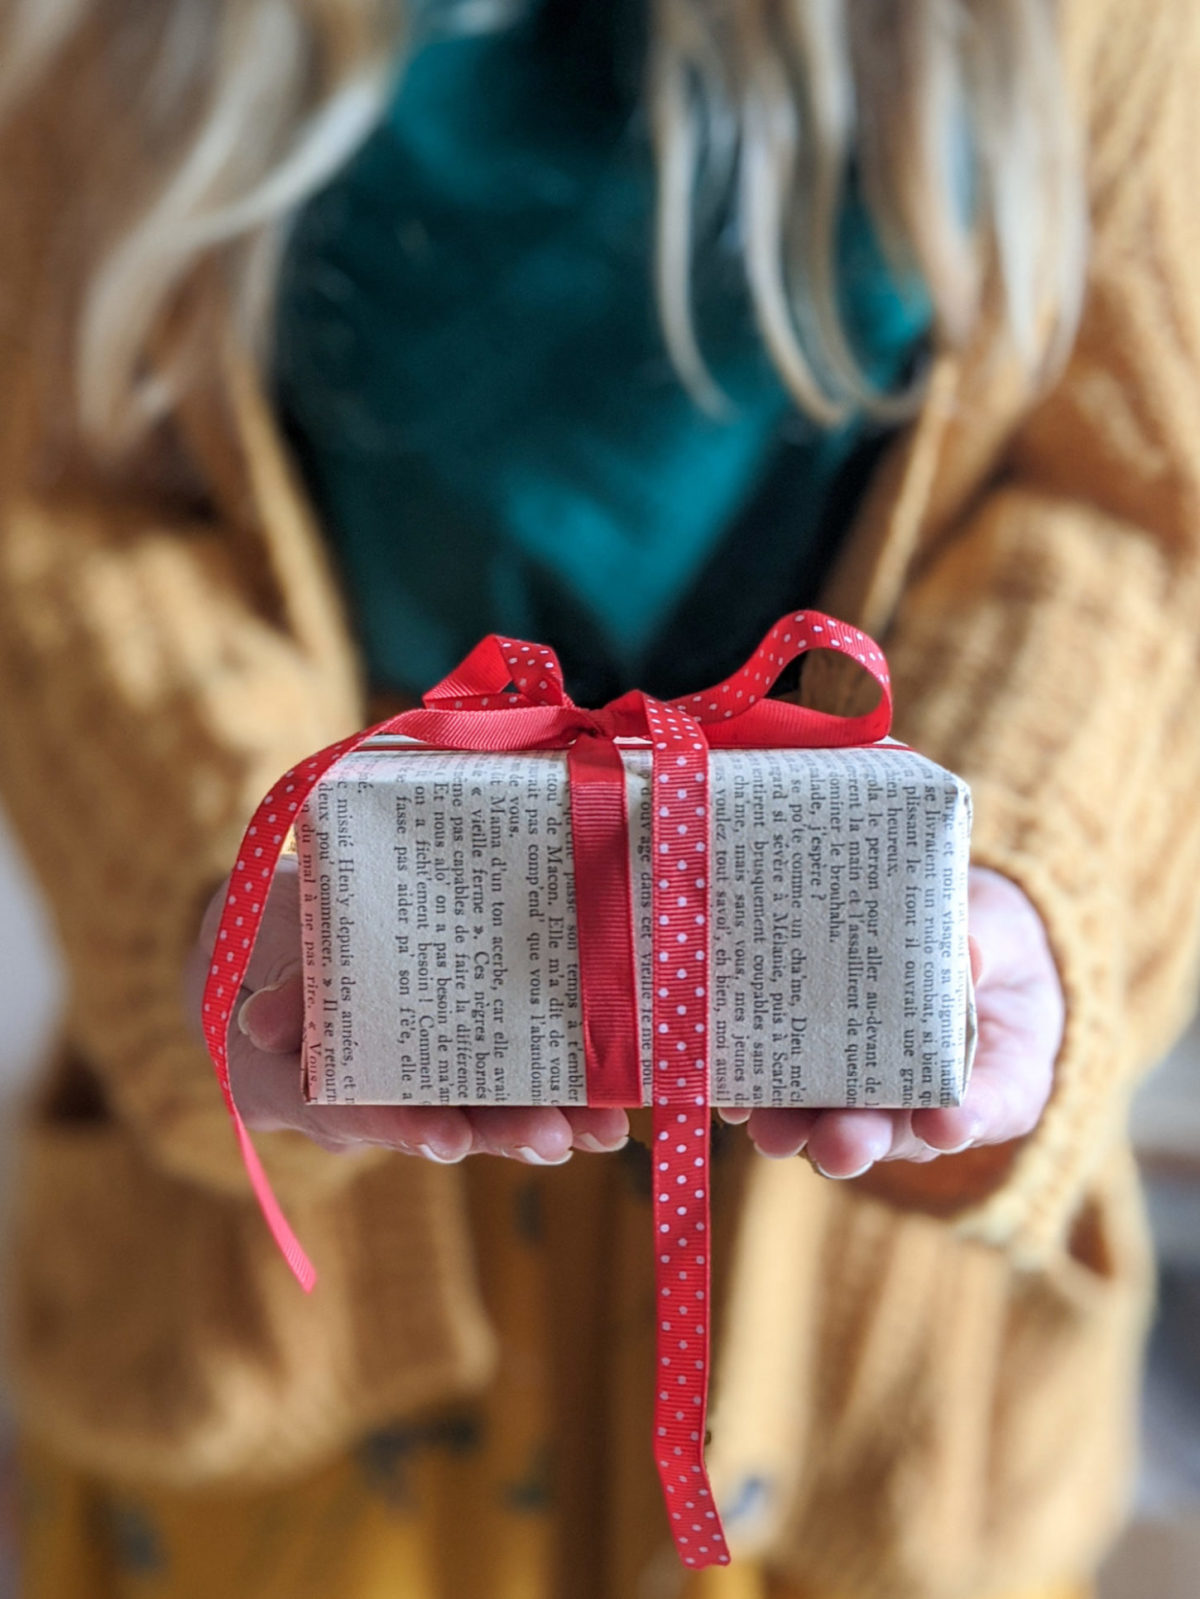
[720, 865, 1064, 1181]
[186, 859, 629, 1165]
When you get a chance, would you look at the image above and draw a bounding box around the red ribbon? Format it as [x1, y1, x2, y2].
[201, 610, 892, 1569]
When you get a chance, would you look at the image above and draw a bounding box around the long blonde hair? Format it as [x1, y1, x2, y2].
[0, 0, 1085, 456]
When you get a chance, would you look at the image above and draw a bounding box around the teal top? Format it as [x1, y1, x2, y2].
[275, 0, 930, 702]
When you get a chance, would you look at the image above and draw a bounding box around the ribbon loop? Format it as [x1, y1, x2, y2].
[202, 609, 894, 1572]
[676, 611, 892, 746]
[423, 633, 570, 709]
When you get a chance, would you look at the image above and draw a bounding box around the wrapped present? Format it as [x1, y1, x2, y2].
[296, 743, 973, 1111]
[203, 610, 974, 1572]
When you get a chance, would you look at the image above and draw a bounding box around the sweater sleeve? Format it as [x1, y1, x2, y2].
[875, 0, 1200, 1262]
[0, 473, 383, 1203]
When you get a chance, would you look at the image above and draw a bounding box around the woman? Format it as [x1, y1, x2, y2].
[0, 1, 1197, 1595]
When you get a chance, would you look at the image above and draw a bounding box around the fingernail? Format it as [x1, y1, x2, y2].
[755, 1144, 805, 1161]
[814, 1159, 874, 1181]
[938, 1137, 975, 1155]
[415, 1143, 466, 1165]
[513, 1146, 573, 1166]
[236, 983, 290, 1045]
[576, 1135, 629, 1154]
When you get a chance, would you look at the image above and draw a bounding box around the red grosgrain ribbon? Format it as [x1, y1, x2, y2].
[201, 611, 892, 1569]
[566, 734, 643, 1106]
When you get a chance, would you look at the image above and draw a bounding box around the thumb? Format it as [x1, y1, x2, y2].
[237, 971, 304, 1055]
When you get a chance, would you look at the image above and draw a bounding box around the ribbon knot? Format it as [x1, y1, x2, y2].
[202, 610, 892, 1571]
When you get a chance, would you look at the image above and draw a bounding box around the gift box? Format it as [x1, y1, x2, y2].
[296, 741, 974, 1110]
[203, 610, 974, 1571]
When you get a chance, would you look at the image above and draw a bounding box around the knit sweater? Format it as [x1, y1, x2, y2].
[1, 2, 1199, 1596]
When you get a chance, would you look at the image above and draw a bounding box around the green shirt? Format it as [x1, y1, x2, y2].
[275, 0, 930, 702]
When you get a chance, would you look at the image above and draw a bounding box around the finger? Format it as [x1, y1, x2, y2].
[370, 1106, 475, 1161]
[930, 1045, 1049, 1151]
[805, 1109, 898, 1178]
[562, 1107, 630, 1152]
[874, 1110, 933, 1163]
[237, 973, 304, 1055]
[227, 1033, 475, 1160]
[968, 933, 985, 985]
[463, 1106, 575, 1164]
[301, 1107, 472, 1160]
[715, 1107, 752, 1125]
[743, 1108, 818, 1159]
[914, 985, 1056, 1152]
[311, 1104, 475, 1163]
[912, 1037, 1046, 1152]
[910, 1101, 980, 1153]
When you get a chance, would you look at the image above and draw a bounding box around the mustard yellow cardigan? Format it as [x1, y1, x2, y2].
[2, 2, 1200, 1595]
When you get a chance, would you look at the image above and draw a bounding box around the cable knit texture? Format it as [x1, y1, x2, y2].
[0, 2, 1198, 1595]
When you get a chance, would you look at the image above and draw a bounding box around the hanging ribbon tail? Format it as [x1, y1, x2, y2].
[642, 694, 730, 1566]
[232, 1119, 317, 1292]
[198, 689, 494, 1292]
[199, 725, 390, 1292]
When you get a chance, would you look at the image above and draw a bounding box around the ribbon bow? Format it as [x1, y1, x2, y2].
[202, 610, 892, 1570]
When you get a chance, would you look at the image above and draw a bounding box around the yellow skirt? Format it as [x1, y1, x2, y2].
[19, 1136, 1092, 1599]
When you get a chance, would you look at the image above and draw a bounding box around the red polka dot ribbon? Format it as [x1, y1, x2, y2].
[202, 611, 893, 1568]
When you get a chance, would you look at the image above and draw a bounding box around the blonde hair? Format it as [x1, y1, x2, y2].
[0, 0, 1085, 455]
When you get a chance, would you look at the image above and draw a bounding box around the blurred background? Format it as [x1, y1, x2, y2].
[2, 804, 1199, 1598]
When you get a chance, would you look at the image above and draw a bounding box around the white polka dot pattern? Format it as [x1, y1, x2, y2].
[199, 727, 374, 1291]
[200, 610, 894, 1569]
[642, 693, 731, 1567]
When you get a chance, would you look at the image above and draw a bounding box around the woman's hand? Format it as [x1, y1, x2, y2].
[720, 866, 1065, 1183]
[189, 860, 1059, 1180]
[186, 859, 629, 1165]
